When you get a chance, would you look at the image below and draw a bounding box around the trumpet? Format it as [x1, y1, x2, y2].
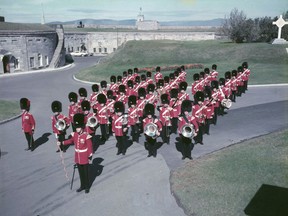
[181, 123, 195, 138]
[144, 122, 158, 139]
[221, 99, 232, 109]
[55, 119, 67, 131]
[87, 116, 98, 127]
[122, 113, 128, 125]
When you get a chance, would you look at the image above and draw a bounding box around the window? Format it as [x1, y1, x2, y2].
[93, 48, 96, 53]
[45, 56, 49, 66]
[99, 48, 102, 53]
[38, 53, 43, 67]
[104, 48, 107, 53]
[14, 58, 20, 70]
[29, 57, 35, 68]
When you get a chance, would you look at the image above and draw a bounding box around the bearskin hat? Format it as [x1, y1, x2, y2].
[156, 66, 161, 72]
[73, 113, 85, 128]
[199, 71, 205, 78]
[212, 64, 217, 70]
[92, 84, 99, 92]
[242, 62, 248, 69]
[147, 83, 155, 92]
[211, 80, 219, 89]
[114, 101, 124, 113]
[181, 65, 185, 71]
[135, 76, 140, 83]
[219, 78, 225, 86]
[100, 80, 107, 88]
[138, 87, 146, 98]
[204, 68, 210, 74]
[117, 75, 122, 82]
[110, 75, 116, 83]
[193, 73, 200, 81]
[51, 100, 62, 113]
[203, 86, 211, 99]
[127, 80, 134, 88]
[81, 100, 91, 111]
[123, 71, 127, 77]
[161, 93, 169, 104]
[225, 71, 231, 80]
[237, 66, 243, 72]
[68, 92, 78, 103]
[79, 87, 87, 97]
[97, 93, 107, 104]
[170, 88, 179, 99]
[146, 71, 152, 78]
[118, 84, 126, 93]
[164, 76, 170, 83]
[20, 98, 30, 110]
[179, 81, 188, 91]
[232, 70, 237, 77]
[144, 103, 155, 116]
[158, 79, 164, 87]
[128, 68, 133, 75]
[174, 70, 179, 77]
[128, 95, 137, 107]
[169, 73, 175, 80]
[107, 90, 114, 99]
[134, 68, 139, 73]
[181, 100, 192, 113]
[194, 91, 205, 103]
[141, 74, 146, 81]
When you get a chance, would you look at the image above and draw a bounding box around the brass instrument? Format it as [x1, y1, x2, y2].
[181, 123, 195, 138]
[87, 116, 98, 127]
[55, 119, 66, 131]
[122, 114, 128, 125]
[144, 122, 158, 139]
[221, 99, 232, 109]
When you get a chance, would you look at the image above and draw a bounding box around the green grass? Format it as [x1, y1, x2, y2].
[170, 129, 288, 216]
[76, 40, 288, 84]
[0, 100, 21, 122]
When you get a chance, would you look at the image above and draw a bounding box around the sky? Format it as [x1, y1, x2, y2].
[0, 0, 287, 23]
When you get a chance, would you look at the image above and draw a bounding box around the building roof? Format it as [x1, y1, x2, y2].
[0, 22, 56, 31]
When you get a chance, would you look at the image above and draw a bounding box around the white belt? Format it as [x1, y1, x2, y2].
[115, 126, 122, 129]
[75, 148, 88, 153]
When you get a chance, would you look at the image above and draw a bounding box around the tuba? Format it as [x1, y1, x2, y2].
[144, 122, 158, 139]
[87, 116, 98, 127]
[55, 119, 66, 131]
[221, 99, 232, 109]
[181, 124, 195, 138]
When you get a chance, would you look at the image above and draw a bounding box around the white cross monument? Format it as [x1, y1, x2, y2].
[272, 15, 288, 44]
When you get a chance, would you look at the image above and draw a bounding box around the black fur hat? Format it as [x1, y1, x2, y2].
[97, 93, 107, 104]
[107, 90, 114, 99]
[117, 75, 122, 82]
[193, 73, 200, 81]
[158, 79, 164, 87]
[169, 73, 175, 80]
[164, 76, 170, 83]
[100, 80, 107, 88]
[68, 92, 78, 103]
[146, 71, 152, 78]
[170, 88, 178, 98]
[20, 98, 30, 110]
[127, 80, 134, 88]
[211, 80, 219, 89]
[237, 66, 243, 73]
[225, 71, 231, 79]
[212, 64, 217, 70]
[156, 66, 161, 72]
[79, 88, 87, 97]
[194, 91, 205, 103]
[73, 113, 85, 128]
[110, 75, 116, 83]
[92, 84, 99, 92]
[141, 74, 146, 81]
[135, 76, 140, 83]
[51, 100, 62, 113]
[147, 83, 155, 92]
[181, 100, 192, 113]
[128, 69, 133, 75]
[144, 103, 155, 116]
[134, 68, 139, 73]
[199, 71, 205, 78]
[232, 70, 237, 77]
[118, 84, 126, 93]
[128, 95, 137, 107]
[174, 70, 179, 77]
[123, 71, 127, 77]
[81, 100, 91, 111]
[242, 62, 248, 69]
[138, 87, 146, 98]
[219, 78, 225, 86]
[161, 94, 169, 104]
[204, 68, 210, 74]
[179, 81, 188, 91]
[114, 101, 124, 113]
[203, 86, 211, 98]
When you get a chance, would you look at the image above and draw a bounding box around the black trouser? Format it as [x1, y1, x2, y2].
[244, 80, 248, 91]
[231, 91, 236, 102]
[180, 134, 194, 158]
[100, 124, 108, 140]
[194, 123, 204, 144]
[213, 107, 218, 125]
[138, 117, 144, 133]
[145, 135, 157, 156]
[24, 132, 34, 150]
[161, 125, 170, 144]
[171, 117, 178, 134]
[57, 133, 66, 151]
[130, 124, 139, 142]
[116, 136, 126, 154]
[77, 163, 89, 190]
[204, 119, 212, 135]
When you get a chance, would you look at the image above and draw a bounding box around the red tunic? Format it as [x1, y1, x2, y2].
[84, 112, 98, 134]
[112, 114, 127, 136]
[51, 113, 70, 135]
[203, 99, 214, 120]
[126, 88, 137, 97]
[178, 114, 199, 135]
[136, 99, 146, 117]
[159, 106, 172, 126]
[145, 93, 158, 107]
[128, 107, 138, 126]
[154, 72, 163, 83]
[95, 103, 108, 124]
[191, 80, 204, 95]
[192, 104, 206, 124]
[143, 117, 163, 134]
[115, 94, 128, 104]
[169, 98, 181, 118]
[68, 103, 79, 123]
[63, 131, 92, 165]
[21, 111, 35, 135]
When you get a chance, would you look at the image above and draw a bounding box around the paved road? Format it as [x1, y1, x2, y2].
[0, 57, 287, 216]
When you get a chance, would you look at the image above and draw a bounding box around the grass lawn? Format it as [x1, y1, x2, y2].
[76, 40, 288, 84]
[170, 129, 288, 216]
[0, 100, 21, 122]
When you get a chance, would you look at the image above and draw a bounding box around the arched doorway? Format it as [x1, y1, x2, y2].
[2, 55, 10, 73]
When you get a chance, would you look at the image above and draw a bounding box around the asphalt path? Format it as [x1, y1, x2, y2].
[0, 57, 287, 216]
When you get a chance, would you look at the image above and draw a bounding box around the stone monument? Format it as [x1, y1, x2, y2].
[272, 15, 288, 44]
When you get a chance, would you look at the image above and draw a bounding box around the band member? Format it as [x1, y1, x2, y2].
[100, 80, 108, 96]
[90, 84, 99, 109]
[178, 81, 190, 103]
[179, 65, 187, 82]
[237, 66, 245, 96]
[95, 93, 109, 142]
[51, 101, 70, 152]
[146, 83, 158, 107]
[81, 100, 98, 139]
[143, 103, 162, 157]
[20, 98, 35, 151]
[116, 84, 128, 104]
[192, 91, 206, 145]
[191, 73, 203, 95]
[127, 95, 140, 143]
[134, 76, 141, 92]
[68, 92, 79, 132]
[139, 74, 148, 90]
[225, 71, 236, 102]
[78, 87, 88, 113]
[211, 80, 221, 125]
[112, 101, 128, 155]
[116, 75, 122, 93]
[136, 87, 146, 133]
[122, 71, 128, 86]
[127, 69, 135, 82]
[219, 78, 229, 115]
[146, 71, 154, 85]
[178, 100, 198, 160]
[163, 76, 171, 94]
[231, 70, 238, 102]
[158, 94, 172, 144]
[109, 75, 118, 96]
[154, 66, 163, 84]
[133, 67, 139, 80]
[242, 62, 250, 91]
[204, 68, 211, 87]
[156, 79, 165, 99]
[60, 113, 93, 194]
[203, 87, 214, 135]
[210, 64, 219, 82]
[126, 80, 137, 97]
[169, 73, 178, 89]
[169, 88, 180, 134]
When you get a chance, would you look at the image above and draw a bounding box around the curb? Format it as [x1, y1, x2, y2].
[0, 113, 22, 125]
